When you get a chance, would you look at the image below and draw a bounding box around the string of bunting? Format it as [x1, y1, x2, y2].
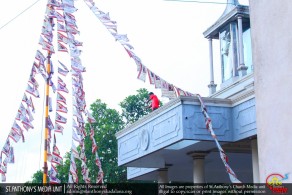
[83, 0, 241, 183]
[0, 0, 104, 183]
[0, 0, 240, 184]
[83, 0, 195, 100]
[196, 94, 241, 183]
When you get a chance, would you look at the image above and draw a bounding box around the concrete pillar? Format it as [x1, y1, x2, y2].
[158, 168, 168, 183]
[251, 139, 260, 183]
[190, 152, 208, 183]
[249, 0, 292, 182]
[208, 38, 217, 95]
[237, 15, 248, 77]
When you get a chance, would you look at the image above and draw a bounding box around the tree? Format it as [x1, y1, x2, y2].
[29, 170, 45, 183]
[83, 99, 126, 182]
[119, 88, 152, 125]
[29, 88, 158, 183]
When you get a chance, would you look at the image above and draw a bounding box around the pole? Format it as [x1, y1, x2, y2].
[43, 50, 51, 184]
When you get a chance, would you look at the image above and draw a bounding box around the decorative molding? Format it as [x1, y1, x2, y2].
[119, 134, 140, 162]
[203, 5, 249, 38]
[210, 73, 254, 98]
[151, 114, 180, 147]
[116, 96, 232, 138]
[140, 129, 149, 151]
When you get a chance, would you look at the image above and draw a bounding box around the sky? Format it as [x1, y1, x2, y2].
[0, 0, 248, 183]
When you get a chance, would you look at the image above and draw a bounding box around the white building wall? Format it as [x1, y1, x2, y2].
[249, 0, 292, 182]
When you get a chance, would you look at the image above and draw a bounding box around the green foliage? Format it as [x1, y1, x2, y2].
[29, 88, 157, 183]
[84, 99, 126, 183]
[29, 170, 45, 183]
[119, 88, 152, 125]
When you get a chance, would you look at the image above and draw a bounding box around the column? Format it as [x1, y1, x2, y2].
[251, 139, 260, 183]
[189, 152, 208, 183]
[157, 168, 168, 183]
[237, 15, 248, 76]
[208, 38, 217, 95]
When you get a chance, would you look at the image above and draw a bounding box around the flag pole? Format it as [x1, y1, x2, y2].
[43, 50, 51, 184]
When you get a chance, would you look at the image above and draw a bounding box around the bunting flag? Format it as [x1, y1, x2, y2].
[58, 67, 69, 76]
[68, 174, 74, 183]
[12, 121, 22, 134]
[55, 112, 67, 124]
[2, 139, 10, 156]
[154, 74, 162, 89]
[83, 0, 196, 100]
[51, 152, 63, 165]
[1, 173, 6, 182]
[18, 103, 26, 116]
[54, 123, 64, 134]
[26, 105, 34, 122]
[58, 60, 69, 72]
[21, 116, 34, 130]
[26, 84, 40, 98]
[56, 92, 67, 105]
[57, 22, 66, 32]
[28, 76, 39, 89]
[58, 42, 68, 52]
[35, 50, 46, 63]
[174, 86, 186, 96]
[56, 102, 68, 113]
[57, 76, 66, 87]
[71, 141, 80, 159]
[8, 130, 21, 143]
[51, 136, 63, 165]
[8, 147, 14, 164]
[96, 170, 104, 184]
[30, 96, 35, 113]
[57, 82, 69, 93]
[48, 116, 55, 131]
[147, 69, 155, 85]
[47, 143, 52, 162]
[137, 64, 147, 82]
[15, 112, 23, 121]
[72, 130, 81, 144]
[86, 110, 96, 123]
[196, 94, 241, 183]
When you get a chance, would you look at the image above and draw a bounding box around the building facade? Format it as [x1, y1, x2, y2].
[115, 0, 291, 184]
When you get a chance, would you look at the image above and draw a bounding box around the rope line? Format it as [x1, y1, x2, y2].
[0, 0, 42, 31]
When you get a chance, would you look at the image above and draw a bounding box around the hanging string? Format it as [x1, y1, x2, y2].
[0, 0, 42, 31]
[196, 94, 241, 183]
